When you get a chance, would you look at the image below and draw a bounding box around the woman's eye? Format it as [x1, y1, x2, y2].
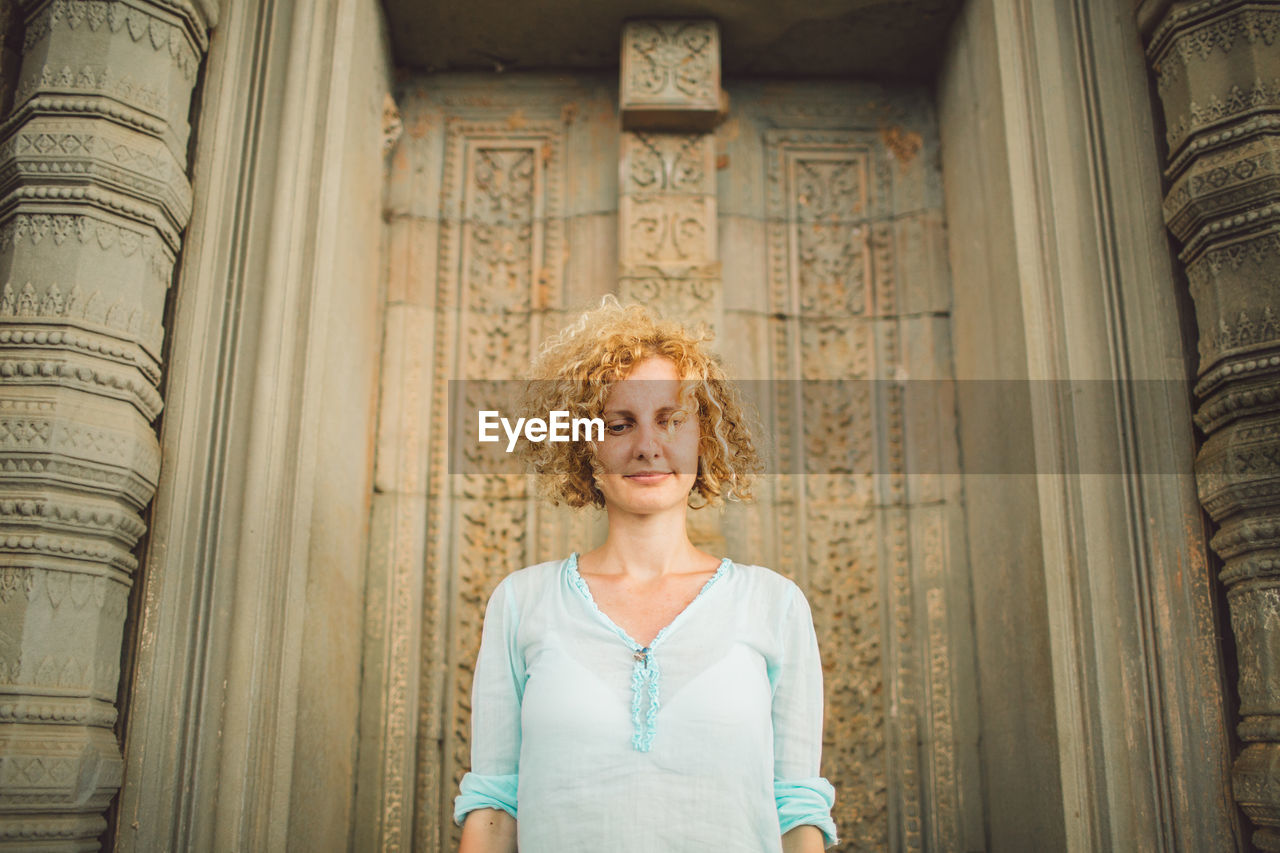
[606, 422, 630, 435]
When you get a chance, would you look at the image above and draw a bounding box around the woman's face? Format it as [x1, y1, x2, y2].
[594, 356, 700, 516]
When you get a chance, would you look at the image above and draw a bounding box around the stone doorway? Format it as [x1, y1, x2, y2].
[364, 60, 981, 852]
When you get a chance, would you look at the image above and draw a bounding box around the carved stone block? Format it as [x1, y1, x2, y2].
[620, 20, 721, 131]
[1163, 134, 1280, 245]
[0, 723, 121, 812]
[1147, 5, 1280, 158]
[618, 131, 719, 325]
[440, 122, 565, 321]
[1235, 740, 1280, 841]
[804, 499, 887, 849]
[619, 194, 717, 266]
[1185, 232, 1280, 375]
[621, 132, 716, 197]
[0, 117, 192, 227]
[17, 0, 209, 159]
[1230, 582, 1280, 714]
[619, 266, 721, 328]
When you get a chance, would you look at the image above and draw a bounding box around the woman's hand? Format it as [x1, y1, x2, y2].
[458, 808, 516, 853]
[782, 823, 825, 853]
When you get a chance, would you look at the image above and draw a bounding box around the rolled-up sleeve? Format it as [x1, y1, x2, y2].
[453, 577, 524, 825]
[770, 583, 839, 847]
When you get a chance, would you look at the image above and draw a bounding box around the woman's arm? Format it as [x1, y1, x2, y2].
[458, 808, 517, 853]
[454, 580, 523, 840]
[771, 583, 839, 848]
[782, 824, 825, 853]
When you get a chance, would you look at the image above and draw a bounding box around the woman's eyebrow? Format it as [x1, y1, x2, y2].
[600, 405, 681, 417]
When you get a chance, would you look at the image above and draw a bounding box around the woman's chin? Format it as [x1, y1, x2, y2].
[600, 476, 696, 515]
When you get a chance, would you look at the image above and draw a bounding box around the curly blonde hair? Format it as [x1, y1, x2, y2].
[522, 298, 759, 508]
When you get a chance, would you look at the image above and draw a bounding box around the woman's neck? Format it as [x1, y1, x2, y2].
[581, 505, 713, 581]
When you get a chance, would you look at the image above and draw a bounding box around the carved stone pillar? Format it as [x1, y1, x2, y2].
[1141, 0, 1280, 847]
[618, 20, 722, 328]
[0, 0, 212, 848]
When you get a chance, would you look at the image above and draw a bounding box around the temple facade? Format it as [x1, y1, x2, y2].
[0, 0, 1276, 850]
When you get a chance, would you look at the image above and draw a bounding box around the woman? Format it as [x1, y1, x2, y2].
[455, 300, 838, 852]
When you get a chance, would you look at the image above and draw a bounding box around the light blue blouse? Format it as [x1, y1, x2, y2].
[454, 554, 839, 852]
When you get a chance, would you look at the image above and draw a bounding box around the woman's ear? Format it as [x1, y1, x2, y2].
[687, 456, 708, 509]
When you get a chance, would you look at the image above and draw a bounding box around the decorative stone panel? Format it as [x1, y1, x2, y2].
[1143, 0, 1280, 848]
[431, 117, 565, 850]
[766, 128, 901, 850]
[0, 0, 213, 849]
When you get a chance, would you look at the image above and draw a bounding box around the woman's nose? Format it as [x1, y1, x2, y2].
[633, 421, 662, 458]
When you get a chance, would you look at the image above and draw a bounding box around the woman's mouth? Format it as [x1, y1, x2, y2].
[625, 471, 672, 483]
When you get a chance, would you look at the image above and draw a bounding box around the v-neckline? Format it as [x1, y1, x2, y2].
[564, 552, 730, 652]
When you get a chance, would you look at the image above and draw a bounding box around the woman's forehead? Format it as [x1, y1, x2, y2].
[622, 355, 680, 381]
[603, 357, 684, 409]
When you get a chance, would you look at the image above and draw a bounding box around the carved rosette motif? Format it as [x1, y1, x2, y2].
[0, 0, 211, 849]
[1144, 0, 1280, 847]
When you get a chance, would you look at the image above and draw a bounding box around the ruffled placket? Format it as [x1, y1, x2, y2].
[630, 646, 660, 751]
[566, 552, 729, 753]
